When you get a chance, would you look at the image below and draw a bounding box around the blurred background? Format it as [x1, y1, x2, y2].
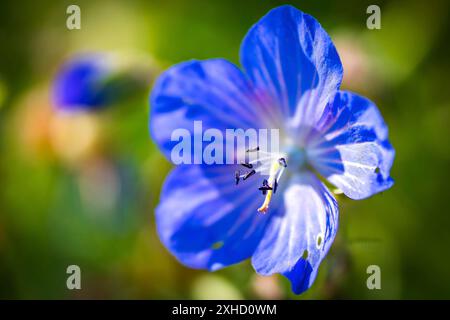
[0, 0, 449, 299]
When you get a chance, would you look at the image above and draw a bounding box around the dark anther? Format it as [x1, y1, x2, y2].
[278, 158, 287, 167]
[243, 169, 256, 180]
[240, 162, 253, 169]
[246, 146, 260, 153]
[273, 180, 278, 193]
[258, 186, 272, 195]
[259, 179, 273, 195]
[235, 171, 240, 185]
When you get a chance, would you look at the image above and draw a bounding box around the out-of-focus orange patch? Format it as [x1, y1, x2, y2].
[15, 87, 103, 167]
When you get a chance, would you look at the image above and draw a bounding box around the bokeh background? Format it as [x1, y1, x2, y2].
[0, 0, 449, 299]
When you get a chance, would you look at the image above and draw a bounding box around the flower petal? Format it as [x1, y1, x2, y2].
[251, 172, 338, 294]
[308, 91, 395, 199]
[240, 5, 343, 127]
[150, 59, 269, 160]
[156, 164, 272, 271]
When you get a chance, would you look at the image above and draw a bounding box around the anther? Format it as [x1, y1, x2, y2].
[246, 146, 260, 153]
[273, 180, 278, 193]
[258, 179, 273, 195]
[259, 188, 269, 195]
[243, 169, 256, 180]
[235, 171, 240, 185]
[240, 162, 253, 169]
[278, 158, 287, 167]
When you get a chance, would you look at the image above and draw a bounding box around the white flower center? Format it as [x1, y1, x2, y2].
[234, 142, 308, 214]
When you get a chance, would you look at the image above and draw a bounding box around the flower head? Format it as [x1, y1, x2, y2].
[149, 5, 394, 294]
[53, 53, 115, 111]
[53, 53, 151, 112]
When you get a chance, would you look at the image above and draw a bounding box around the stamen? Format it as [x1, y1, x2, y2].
[240, 162, 253, 169]
[243, 169, 256, 180]
[234, 148, 287, 214]
[246, 146, 260, 153]
[235, 171, 240, 185]
[258, 179, 273, 195]
[245, 145, 274, 157]
[278, 158, 287, 167]
[273, 180, 278, 193]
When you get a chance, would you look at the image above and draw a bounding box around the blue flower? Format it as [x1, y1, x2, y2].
[53, 53, 150, 112]
[53, 53, 115, 112]
[149, 5, 394, 294]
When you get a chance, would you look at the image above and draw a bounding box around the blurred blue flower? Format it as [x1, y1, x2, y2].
[53, 54, 114, 111]
[53, 53, 150, 112]
[149, 5, 394, 294]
